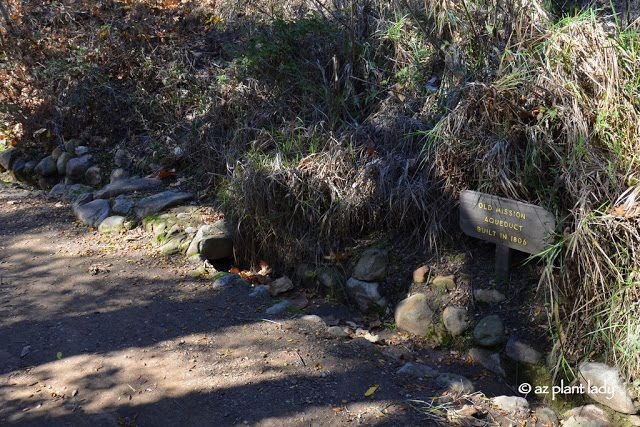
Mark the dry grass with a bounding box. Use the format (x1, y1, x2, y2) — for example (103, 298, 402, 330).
(428, 2, 640, 387)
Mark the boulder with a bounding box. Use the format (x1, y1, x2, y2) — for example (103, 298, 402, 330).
(413, 265, 429, 283)
(138, 193, 189, 219)
(114, 149, 129, 167)
(71, 193, 93, 209)
(0, 148, 18, 171)
(442, 305, 469, 336)
(23, 160, 38, 177)
(563, 416, 604, 427)
(160, 234, 191, 255)
(318, 267, 347, 302)
(48, 183, 69, 200)
(166, 223, 181, 237)
(249, 286, 270, 298)
(327, 326, 349, 337)
(505, 337, 542, 365)
(436, 373, 474, 394)
(93, 177, 162, 199)
(98, 216, 126, 233)
(299, 315, 326, 329)
(397, 362, 438, 378)
(269, 276, 294, 296)
(51, 146, 62, 161)
(212, 273, 241, 289)
(56, 152, 73, 175)
(474, 288, 506, 304)
(112, 195, 135, 215)
(266, 301, 293, 315)
(110, 168, 128, 183)
(38, 176, 58, 190)
(352, 248, 388, 281)
(64, 139, 81, 155)
(64, 177, 80, 186)
(66, 155, 92, 180)
(75, 145, 90, 156)
(535, 408, 559, 426)
(394, 293, 434, 336)
(566, 405, 610, 427)
(150, 220, 167, 237)
(34, 156, 58, 177)
(346, 278, 387, 313)
(85, 166, 102, 186)
(432, 275, 456, 292)
(491, 395, 529, 411)
(186, 220, 233, 260)
(473, 315, 506, 347)
(11, 158, 28, 182)
(469, 348, 505, 376)
(73, 199, 110, 226)
(62, 184, 93, 203)
(579, 362, 637, 414)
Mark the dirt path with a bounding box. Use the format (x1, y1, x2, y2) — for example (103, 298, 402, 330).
(0, 179, 544, 426)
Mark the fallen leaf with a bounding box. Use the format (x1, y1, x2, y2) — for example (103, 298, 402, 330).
(364, 385, 379, 397)
(288, 292, 308, 310)
(258, 261, 272, 275)
(20, 346, 31, 357)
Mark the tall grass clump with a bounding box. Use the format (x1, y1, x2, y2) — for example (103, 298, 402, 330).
(426, 0, 640, 387)
(219, 0, 454, 267)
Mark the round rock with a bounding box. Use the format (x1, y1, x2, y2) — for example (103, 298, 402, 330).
(85, 166, 102, 186)
(66, 155, 92, 180)
(436, 373, 474, 394)
(535, 408, 558, 425)
(492, 395, 529, 411)
(34, 156, 58, 177)
(505, 337, 542, 364)
(352, 248, 388, 282)
(578, 362, 637, 414)
(98, 216, 126, 234)
(48, 183, 69, 200)
(473, 315, 506, 347)
(51, 147, 62, 161)
(395, 293, 434, 337)
(110, 168, 128, 183)
(0, 148, 18, 171)
(56, 152, 73, 175)
(266, 301, 292, 315)
(346, 278, 387, 313)
(73, 199, 110, 226)
(443, 305, 469, 336)
(474, 288, 506, 304)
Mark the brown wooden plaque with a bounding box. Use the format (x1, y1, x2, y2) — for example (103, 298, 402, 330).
(459, 190, 555, 255)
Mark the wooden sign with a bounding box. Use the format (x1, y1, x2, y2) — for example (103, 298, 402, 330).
(459, 190, 555, 255)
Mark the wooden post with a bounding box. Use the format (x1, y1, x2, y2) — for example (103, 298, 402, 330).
(495, 244, 511, 281)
